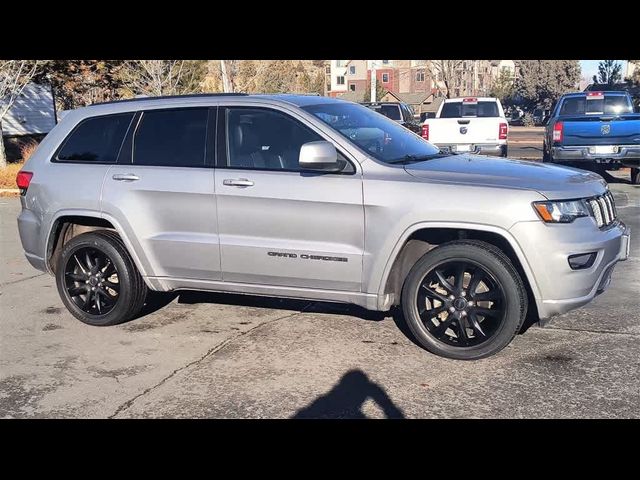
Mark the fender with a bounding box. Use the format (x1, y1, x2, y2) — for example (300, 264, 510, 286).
(373, 221, 542, 310)
(45, 208, 155, 289)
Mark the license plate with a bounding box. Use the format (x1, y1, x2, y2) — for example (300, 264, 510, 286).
(456, 144, 471, 152)
(593, 145, 616, 154)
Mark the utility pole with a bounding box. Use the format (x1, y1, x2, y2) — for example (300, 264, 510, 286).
(220, 60, 233, 93)
(370, 61, 377, 102)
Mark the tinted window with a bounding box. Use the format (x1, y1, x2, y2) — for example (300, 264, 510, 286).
(559, 95, 633, 116)
(366, 104, 401, 121)
(225, 108, 353, 173)
(133, 108, 208, 167)
(440, 101, 499, 118)
(57, 113, 134, 163)
(303, 102, 440, 164)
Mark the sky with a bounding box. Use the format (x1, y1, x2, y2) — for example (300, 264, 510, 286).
(580, 60, 628, 81)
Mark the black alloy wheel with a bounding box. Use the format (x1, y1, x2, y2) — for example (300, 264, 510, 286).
(63, 246, 120, 315)
(56, 231, 148, 326)
(416, 260, 505, 347)
(401, 240, 527, 360)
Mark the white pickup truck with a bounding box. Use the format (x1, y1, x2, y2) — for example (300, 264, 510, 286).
(421, 97, 509, 157)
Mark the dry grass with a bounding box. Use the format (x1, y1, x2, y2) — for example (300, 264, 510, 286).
(20, 140, 39, 161)
(0, 161, 24, 192)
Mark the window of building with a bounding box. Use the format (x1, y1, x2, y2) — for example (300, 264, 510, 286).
(349, 65, 356, 75)
(56, 113, 134, 163)
(133, 108, 208, 167)
(336, 76, 345, 85)
(382, 60, 389, 64)
(382, 73, 389, 83)
(336, 60, 345, 67)
(349, 84, 356, 91)
(416, 69, 425, 82)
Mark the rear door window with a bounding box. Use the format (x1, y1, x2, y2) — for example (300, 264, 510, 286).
(56, 113, 134, 163)
(133, 108, 208, 167)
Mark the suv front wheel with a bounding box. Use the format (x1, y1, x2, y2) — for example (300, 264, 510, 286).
(401, 240, 527, 360)
(55, 230, 148, 326)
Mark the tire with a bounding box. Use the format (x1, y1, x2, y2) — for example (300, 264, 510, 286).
(501, 145, 508, 158)
(56, 230, 148, 326)
(542, 141, 551, 162)
(400, 240, 527, 360)
(631, 167, 640, 185)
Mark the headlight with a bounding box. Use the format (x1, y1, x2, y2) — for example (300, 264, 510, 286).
(533, 200, 590, 223)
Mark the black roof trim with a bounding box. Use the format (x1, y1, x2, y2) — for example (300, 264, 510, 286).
(92, 93, 248, 106)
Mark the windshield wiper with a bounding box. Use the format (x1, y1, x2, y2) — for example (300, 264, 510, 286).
(386, 152, 451, 164)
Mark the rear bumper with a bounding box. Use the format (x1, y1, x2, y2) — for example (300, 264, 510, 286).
(509, 219, 630, 323)
(551, 145, 640, 167)
(438, 143, 507, 156)
(17, 207, 48, 273)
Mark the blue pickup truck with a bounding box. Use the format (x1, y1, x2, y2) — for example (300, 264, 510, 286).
(543, 91, 640, 184)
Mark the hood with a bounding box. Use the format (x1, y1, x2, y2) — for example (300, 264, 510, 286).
(404, 154, 608, 199)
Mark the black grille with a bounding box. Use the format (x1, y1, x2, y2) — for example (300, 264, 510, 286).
(588, 191, 617, 228)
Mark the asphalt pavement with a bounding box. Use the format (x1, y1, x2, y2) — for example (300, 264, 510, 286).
(1, 170, 639, 418)
(508, 126, 544, 160)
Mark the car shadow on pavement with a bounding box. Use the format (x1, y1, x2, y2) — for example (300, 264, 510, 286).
(133, 289, 391, 322)
(291, 369, 405, 419)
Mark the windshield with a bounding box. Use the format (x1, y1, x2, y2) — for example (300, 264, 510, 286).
(302, 102, 441, 164)
(365, 104, 401, 121)
(440, 101, 499, 118)
(559, 95, 633, 116)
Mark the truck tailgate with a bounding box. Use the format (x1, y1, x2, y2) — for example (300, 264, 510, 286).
(561, 114, 640, 146)
(427, 117, 502, 145)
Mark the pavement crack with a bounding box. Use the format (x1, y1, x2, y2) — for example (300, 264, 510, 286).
(544, 326, 640, 337)
(1, 272, 47, 287)
(108, 303, 314, 418)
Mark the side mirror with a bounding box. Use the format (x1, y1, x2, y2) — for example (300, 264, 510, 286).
(299, 141, 340, 172)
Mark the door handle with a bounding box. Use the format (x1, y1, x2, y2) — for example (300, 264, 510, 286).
(112, 173, 140, 182)
(223, 178, 254, 187)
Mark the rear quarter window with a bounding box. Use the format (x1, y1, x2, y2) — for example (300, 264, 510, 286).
(56, 113, 134, 163)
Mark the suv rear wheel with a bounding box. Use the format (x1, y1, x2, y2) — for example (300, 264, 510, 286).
(631, 167, 640, 185)
(55, 230, 148, 326)
(400, 240, 527, 360)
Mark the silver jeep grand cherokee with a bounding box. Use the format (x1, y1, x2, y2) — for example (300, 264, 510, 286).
(16, 94, 631, 360)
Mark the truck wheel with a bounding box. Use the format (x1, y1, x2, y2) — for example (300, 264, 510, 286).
(501, 145, 508, 157)
(631, 167, 640, 185)
(542, 142, 550, 162)
(55, 230, 148, 326)
(400, 240, 527, 360)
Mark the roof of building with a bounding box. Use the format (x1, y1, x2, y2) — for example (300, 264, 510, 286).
(336, 91, 367, 103)
(395, 91, 434, 105)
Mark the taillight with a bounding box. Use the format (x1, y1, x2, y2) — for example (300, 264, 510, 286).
(553, 122, 563, 143)
(421, 124, 429, 140)
(499, 122, 508, 140)
(16, 171, 33, 195)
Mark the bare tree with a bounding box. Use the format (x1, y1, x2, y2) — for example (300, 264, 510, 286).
(119, 60, 206, 97)
(428, 60, 464, 98)
(1, 60, 40, 167)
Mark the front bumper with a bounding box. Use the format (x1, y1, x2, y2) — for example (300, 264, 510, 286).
(510, 219, 630, 323)
(551, 145, 640, 167)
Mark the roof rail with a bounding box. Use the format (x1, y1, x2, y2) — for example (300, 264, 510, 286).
(92, 93, 248, 106)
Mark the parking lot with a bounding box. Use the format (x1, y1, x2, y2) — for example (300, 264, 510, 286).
(1, 164, 639, 418)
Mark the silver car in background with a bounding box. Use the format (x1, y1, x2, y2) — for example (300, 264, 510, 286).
(16, 94, 630, 359)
